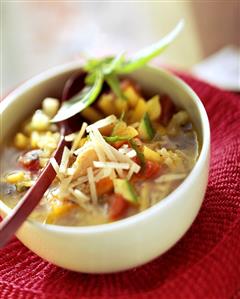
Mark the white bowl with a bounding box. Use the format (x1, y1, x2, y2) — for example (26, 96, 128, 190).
(0, 63, 210, 273)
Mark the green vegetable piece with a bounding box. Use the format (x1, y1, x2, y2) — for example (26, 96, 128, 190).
(129, 139, 145, 167)
(104, 135, 131, 143)
(138, 112, 155, 141)
(117, 20, 184, 74)
(102, 53, 125, 75)
(113, 179, 138, 203)
(52, 71, 103, 122)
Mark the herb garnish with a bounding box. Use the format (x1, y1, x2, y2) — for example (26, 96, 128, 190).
(52, 20, 184, 123)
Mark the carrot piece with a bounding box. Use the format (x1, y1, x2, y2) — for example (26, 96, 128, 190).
(109, 194, 129, 220)
(99, 124, 114, 136)
(96, 177, 114, 196)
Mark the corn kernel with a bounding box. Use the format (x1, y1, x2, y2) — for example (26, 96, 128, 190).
(22, 120, 32, 135)
(6, 171, 25, 184)
(42, 98, 60, 118)
(14, 133, 29, 149)
(31, 110, 50, 131)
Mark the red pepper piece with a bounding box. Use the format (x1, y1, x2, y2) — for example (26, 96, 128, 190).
(18, 150, 41, 171)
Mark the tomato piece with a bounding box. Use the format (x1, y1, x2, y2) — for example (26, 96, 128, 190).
(109, 194, 129, 221)
(18, 150, 41, 171)
(144, 161, 161, 179)
(159, 95, 176, 126)
(132, 160, 161, 181)
(132, 156, 141, 165)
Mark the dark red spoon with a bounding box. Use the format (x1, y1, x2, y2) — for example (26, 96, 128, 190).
(0, 71, 85, 247)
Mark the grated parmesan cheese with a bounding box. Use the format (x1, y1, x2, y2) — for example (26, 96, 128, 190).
(59, 146, 70, 174)
(93, 161, 130, 170)
(71, 122, 88, 151)
(86, 115, 116, 133)
(65, 133, 76, 142)
(70, 188, 90, 202)
(87, 167, 97, 204)
(74, 141, 93, 156)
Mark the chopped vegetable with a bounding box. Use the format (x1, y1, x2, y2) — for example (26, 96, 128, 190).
(146, 95, 161, 120)
(133, 160, 161, 181)
(130, 98, 147, 123)
(98, 93, 117, 116)
(5, 171, 25, 184)
(46, 200, 76, 224)
(96, 177, 114, 196)
(113, 179, 138, 203)
(81, 106, 103, 123)
(143, 146, 162, 163)
(138, 112, 155, 141)
(18, 150, 41, 171)
(108, 194, 129, 220)
(129, 139, 145, 167)
(104, 135, 130, 143)
(123, 85, 140, 108)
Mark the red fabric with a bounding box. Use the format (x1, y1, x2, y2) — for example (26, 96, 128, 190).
(1, 73, 240, 299)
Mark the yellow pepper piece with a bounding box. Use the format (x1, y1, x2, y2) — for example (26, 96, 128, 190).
(143, 146, 162, 163)
(98, 94, 117, 116)
(130, 98, 147, 122)
(6, 171, 25, 184)
(114, 98, 128, 117)
(112, 121, 138, 138)
(124, 86, 139, 108)
(147, 95, 161, 120)
(81, 107, 103, 122)
(46, 200, 76, 224)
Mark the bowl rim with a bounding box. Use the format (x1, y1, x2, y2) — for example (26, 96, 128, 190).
(0, 62, 210, 235)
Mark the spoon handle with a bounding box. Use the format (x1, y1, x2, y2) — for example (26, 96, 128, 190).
(0, 135, 66, 248)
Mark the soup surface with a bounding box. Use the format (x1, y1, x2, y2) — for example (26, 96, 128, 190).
(0, 80, 198, 226)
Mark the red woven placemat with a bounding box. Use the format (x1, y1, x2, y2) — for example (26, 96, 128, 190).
(1, 72, 240, 299)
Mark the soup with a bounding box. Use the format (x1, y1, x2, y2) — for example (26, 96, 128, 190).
(0, 80, 198, 226)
